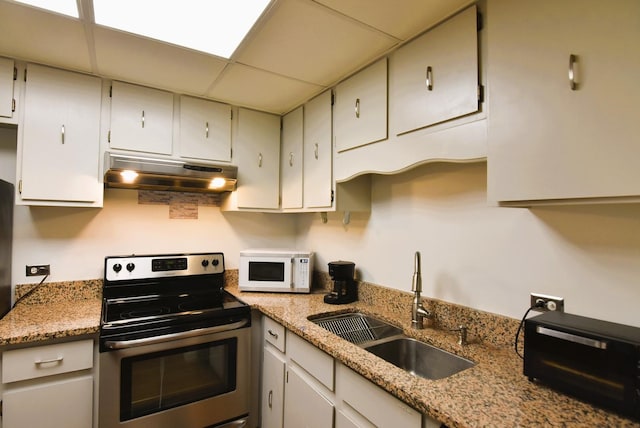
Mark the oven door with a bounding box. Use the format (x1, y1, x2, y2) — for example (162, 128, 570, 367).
(239, 255, 293, 291)
(99, 325, 250, 428)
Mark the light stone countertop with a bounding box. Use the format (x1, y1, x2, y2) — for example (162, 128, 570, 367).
(0, 278, 637, 428)
(226, 283, 640, 428)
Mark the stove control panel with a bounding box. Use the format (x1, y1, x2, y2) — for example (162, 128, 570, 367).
(105, 253, 225, 282)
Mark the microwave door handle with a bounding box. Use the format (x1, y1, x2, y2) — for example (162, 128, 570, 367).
(290, 257, 295, 287)
(536, 326, 608, 350)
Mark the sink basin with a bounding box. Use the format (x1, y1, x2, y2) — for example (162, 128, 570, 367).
(365, 337, 475, 380)
(310, 312, 475, 380)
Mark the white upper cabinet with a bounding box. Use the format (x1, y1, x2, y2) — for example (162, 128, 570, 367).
(109, 81, 173, 155)
(281, 106, 304, 210)
(334, 58, 387, 152)
(17, 64, 102, 206)
(487, 0, 640, 204)
(179, 95, 231, 162)
(0, 57, 15, 120)
(390, 5, 479, 135)
(232, 108, 281, 209)
(303, 90, 333, 209)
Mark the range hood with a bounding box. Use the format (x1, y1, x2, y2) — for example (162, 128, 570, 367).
(104, 153, 238, 193)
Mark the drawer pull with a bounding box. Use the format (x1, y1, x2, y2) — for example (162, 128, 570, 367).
(267, 329, 279, 340)
(35, 356, 64, 365)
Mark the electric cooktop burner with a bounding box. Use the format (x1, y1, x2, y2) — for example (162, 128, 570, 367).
(99, 253, 250, 352)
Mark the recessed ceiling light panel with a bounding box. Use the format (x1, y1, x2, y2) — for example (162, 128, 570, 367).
(93, 0, 271, 58)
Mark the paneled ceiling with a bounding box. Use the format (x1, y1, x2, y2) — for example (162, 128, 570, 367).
(0, 0, 471, 114)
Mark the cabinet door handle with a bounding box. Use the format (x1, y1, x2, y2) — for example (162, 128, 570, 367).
(205, 121, 209, 138)
(314, 143, 319, 160)
(354, 98, 360, 118)
(267, 329, 279, 339)
(35, 356, 64, 365)
(141, 110, 145, 128)
(289, 152, 294, 167)
(568, 54, 578, 90)
(425, 66, 433, 91)
(258, 153, 263, 167)
(61, 124, 65, 144)
(268, 390, 273, 409)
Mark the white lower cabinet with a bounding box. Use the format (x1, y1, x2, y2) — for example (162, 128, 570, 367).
(0, 339, 95, 428)
(337, 363, 421, 428)
(260, 316, 433, 428)
(2, 375, 93, 428)
(262, 346, 286, 428)
(283, 365, 334, 428)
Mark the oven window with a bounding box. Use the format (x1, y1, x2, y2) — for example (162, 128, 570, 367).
(120, 338, 237, 421)
(248, 261, 285, 282)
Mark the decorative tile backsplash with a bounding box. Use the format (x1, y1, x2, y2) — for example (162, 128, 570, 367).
(138, 190, 221, 219)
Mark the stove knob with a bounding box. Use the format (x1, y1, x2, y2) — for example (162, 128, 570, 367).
(126, 262, 135, 272)
(201, 259, 209, 268)
(113, 263, 122, 273)
(212, 259, 220, 267)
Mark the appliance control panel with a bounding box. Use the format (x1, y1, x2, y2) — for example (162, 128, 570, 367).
(105, 253, 224, 282)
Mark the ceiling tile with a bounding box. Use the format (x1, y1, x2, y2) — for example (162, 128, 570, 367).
(207, 63, 324, 114)
(0, 1, 92, 72)
(235, 0, 399, 86)
(315, 0, 473, 40)
(93, 26, 228, 95)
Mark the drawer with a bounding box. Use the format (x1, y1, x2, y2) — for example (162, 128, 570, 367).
(2, 339, 93, 383)
(263, 316, 286, 352)
(287, 331, 334, 391)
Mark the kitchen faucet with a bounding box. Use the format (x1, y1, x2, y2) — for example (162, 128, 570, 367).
(411, 251, 432, 329)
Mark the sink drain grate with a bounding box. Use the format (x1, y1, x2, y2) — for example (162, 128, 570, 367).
(314, 314, 376, 344)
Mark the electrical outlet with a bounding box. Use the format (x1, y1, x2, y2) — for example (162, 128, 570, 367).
(26, 264, 50, 276)
(530, 293, 564, 312)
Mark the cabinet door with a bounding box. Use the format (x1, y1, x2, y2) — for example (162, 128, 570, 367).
(334, 58, 387, 152)
(262, 346, 286, 428)
(303, 90, 333, 209)
(283, 365, 334, 428)
(336, 363, 421, 428)
(109, 81, 173, 155)
(487, 0, 640, 202)
(19, 64, 102, 204)
(281, 106, 303, 209)
(179, 95, 231, 162)
(235, 108, 281, 209)
(390, 5, 478, 135)
(2, 375, 93, 428)
(0, 57, 14, 119)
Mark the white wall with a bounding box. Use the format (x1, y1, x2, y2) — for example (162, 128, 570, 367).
(4, 126, 640, 328)
(0, 129, 297, 286)
(296, 162, 640, 328)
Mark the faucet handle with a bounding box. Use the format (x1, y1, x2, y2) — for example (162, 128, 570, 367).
(450, 325, 468, 346)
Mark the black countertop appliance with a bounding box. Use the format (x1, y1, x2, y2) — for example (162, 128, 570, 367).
(324, 260, 357, 304)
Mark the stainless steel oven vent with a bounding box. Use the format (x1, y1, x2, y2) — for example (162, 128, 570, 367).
(313, 313, 376, 344)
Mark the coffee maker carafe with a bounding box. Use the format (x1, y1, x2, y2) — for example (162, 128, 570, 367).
(324, 261, 357, 304)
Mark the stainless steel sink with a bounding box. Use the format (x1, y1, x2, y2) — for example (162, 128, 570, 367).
(309, 312, 475, 380)
(365, 337, 474, 380)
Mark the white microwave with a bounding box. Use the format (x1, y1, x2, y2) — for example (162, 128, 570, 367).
(239, 249, 313, 293)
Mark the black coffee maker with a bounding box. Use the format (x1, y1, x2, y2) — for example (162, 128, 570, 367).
(324, 261, 357, 304)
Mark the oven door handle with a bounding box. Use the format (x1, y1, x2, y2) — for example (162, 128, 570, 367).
(104, 319, 249, 350)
